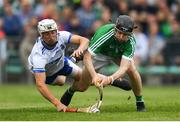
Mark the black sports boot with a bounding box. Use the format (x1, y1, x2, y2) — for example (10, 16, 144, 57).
(111, 78, 132, 91)
(60, 87, 75, 106)
(136, 102, 146, 112)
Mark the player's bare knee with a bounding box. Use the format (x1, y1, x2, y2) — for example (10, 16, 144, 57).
(76, 84, 89, 92)
(77, 88, 86, 92)
(53, 81, 65, 86)
(54, 76, 66, 86)
(79, 85, 89, 92)
(57, 82, 65, 86)
(127, 67, 134, 74)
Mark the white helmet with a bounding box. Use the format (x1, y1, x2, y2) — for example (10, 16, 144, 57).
(37, 19, 58, 35)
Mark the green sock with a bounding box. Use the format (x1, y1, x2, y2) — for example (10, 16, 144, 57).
(136, 96, 144, 102)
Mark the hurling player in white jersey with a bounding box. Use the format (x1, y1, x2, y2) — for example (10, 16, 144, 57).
(28, 19, 89, 112)
(29, 19, 132, 112)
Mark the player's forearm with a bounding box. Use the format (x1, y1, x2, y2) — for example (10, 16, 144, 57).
(34, 73, 59, 107)
(111, 67, 128, 80)
(78, 37, 89, 51)
(111, 58, 130, 80)
(36, 82, 59, 106)
(83, 51, 97, 77)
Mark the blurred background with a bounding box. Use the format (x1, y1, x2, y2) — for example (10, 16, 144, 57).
(0, 0, 180, 86)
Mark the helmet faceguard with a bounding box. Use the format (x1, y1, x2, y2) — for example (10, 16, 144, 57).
(114, 26, 132, 36)
(37, 19, 58, 36)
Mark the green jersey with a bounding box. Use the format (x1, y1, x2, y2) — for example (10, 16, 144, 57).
(88, 24, 136, 60)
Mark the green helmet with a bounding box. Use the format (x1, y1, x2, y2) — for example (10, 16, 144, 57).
(115, 15, 135, 34)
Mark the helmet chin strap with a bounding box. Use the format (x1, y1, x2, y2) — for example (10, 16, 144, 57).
(114, 27, 132, 36)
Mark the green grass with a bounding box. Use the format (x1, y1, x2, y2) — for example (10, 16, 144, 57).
(0, 84, 179, 121)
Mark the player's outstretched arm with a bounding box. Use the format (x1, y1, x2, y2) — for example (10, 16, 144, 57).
(34, 72, 67, 112)
(70, 35, 89, 58)
(110, 58, 131, 81)
(83, 51, 103, 86)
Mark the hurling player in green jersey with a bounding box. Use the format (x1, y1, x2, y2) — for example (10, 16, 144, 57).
(60, 15, 145, 112)
(82, 15, 146, 112)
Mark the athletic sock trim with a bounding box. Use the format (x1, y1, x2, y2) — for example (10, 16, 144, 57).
(67, 87, 75, 95)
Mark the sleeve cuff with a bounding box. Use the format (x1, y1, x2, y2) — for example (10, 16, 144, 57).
(122, 55, 132, 60)
(32, 69, 46, 73)
(67, 33, 72, 43)
(88, 48, 96, 56)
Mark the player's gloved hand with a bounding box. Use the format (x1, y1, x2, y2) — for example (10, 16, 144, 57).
(71, 48, 84, 61)
(93, 74, 103, 87)
(100, 76, 114, 87)
(54, 99, 67, 112)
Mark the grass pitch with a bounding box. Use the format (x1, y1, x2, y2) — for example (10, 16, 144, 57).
(0, 84, 179, 121)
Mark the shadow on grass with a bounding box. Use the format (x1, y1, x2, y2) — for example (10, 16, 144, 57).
(0, 106, 55, 113)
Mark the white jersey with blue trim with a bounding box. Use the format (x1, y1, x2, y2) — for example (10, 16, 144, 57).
(28, 31, 72, 76)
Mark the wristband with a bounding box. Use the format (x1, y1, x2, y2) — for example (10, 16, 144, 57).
(108, 76, 114, 84)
